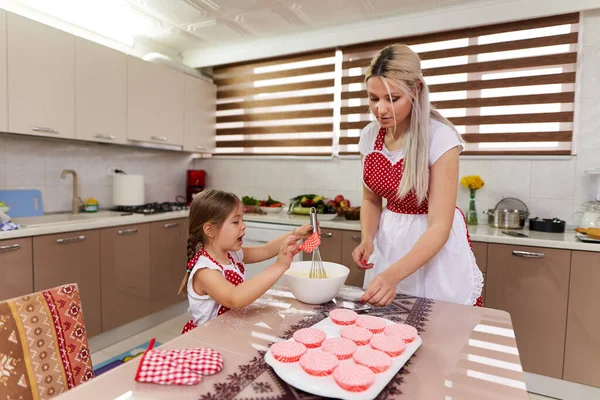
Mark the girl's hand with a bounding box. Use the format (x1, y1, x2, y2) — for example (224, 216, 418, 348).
(352, 240, 374, 269)
(361, 271, 398, 307)
(277, 235, 301, 267)
(292, 223, 314, 239)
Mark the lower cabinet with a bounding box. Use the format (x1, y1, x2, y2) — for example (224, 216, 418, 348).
(485, 244, 570, 379)
(340, 231, 366, 287)
(150, 219, 187, 312)
(563, 251, 600, 387)
(100, 224, 151, 331)
(0, 237, 33, 300)
(33, 230, 102, 337)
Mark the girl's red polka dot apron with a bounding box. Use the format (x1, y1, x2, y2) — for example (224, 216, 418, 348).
(181, 250, 246, 334)
(363, 127, 483, 306)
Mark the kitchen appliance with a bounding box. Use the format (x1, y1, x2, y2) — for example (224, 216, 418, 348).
(113, 174, 145, 206)
(573, 201, 600, 229)
(114, 201, 188, 215)
(186, 170, 206, 204)
(529, 217, 566, 233)
(484, 197, 529, 229)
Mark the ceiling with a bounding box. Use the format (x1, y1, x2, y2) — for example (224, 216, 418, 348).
(3, 0, 495, 67)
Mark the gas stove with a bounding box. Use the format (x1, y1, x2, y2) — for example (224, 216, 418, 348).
(114, 202, 189, 215)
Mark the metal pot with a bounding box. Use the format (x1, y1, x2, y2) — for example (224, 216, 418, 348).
(485, 197, 530, 229)
(484, 208, 529, 229)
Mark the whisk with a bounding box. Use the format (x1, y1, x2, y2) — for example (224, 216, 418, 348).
(308, 207, 327, 279)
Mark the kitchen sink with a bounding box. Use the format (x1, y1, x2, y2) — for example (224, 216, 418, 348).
(13, 211, 135, 227)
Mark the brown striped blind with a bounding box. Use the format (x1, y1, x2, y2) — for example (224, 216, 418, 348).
(214, 50, 337, 156)
(339, 13, 579, 156)
(214, 13, 579, 157)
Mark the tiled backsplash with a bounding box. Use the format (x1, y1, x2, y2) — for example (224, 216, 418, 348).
(0, 134, 194, 212)
(194, 9, 600, 226)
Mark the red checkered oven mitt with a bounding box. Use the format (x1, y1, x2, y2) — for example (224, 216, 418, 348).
(300, 232, 321, 253)
(135, 338, 224, 385)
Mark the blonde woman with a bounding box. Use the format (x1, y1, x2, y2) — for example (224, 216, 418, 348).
(352, 44, 483, 307)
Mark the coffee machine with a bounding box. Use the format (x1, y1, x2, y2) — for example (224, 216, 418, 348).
(186, 170, 206, 205)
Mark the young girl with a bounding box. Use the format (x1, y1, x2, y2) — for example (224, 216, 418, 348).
(352, 44, 483, 307)
(179, 189, 312, 333)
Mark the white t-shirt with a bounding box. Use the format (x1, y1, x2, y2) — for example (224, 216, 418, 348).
(358, 119, 464, 165)
(186, 249, 245, 326)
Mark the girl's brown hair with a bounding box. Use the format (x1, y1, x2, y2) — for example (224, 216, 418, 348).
(177, 189, 241, 296)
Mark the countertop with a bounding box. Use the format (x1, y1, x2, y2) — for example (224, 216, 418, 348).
(2, 209, 600, 252)
(54, 287, 528, 400)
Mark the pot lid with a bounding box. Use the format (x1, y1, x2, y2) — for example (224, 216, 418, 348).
(493, 197, 529, 213)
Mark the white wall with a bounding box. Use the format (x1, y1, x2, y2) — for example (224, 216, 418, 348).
(194, 9, 600, 226)
(0, 134, 194, 212)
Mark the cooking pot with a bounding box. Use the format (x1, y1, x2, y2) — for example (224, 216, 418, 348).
(484, 198, 529, 229)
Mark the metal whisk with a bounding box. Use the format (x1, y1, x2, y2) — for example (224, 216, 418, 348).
(308, 207, 327, 279)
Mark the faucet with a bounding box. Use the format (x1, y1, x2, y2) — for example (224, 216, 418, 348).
(61, 169, 83, 214)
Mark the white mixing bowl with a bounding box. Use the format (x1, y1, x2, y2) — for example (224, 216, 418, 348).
(284, 261, 349, 304)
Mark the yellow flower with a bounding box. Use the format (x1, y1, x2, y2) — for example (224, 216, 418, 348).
(460, 175, 485, 190)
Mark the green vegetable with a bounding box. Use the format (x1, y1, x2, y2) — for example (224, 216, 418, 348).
(242, 196, 260, 206)
(266, 195, 281, 206)
(0, 201, 6, 207)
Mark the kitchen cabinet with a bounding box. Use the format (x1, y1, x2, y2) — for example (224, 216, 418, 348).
(33, 230, 102, 337)
(127, 56, 185, 146)
(564, 251, 600, 387)
(7, 13, 75, 139)
(0, 237, 33, 300)
(75, 37, 127, 144)
(150, 219, 187, 312)
(184, 75, 216, 153)
(0, 11, 7, 132)
(485, 244, 570, 379)
(100, 224, 151, 331)
(319, 228, 343, 264)
(340, 231, 366, 287)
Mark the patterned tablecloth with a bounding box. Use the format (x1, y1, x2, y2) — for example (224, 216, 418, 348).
(56, 286, 529, 400)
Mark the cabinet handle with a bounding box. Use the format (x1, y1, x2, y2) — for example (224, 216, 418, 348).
(93, 134, 115, 140)
(195, 146, 207, 151)
(321, 232, 333, 239)
(151, 136, 168, 142)
(56, 235, 85, 244)
(0, 244, 20, 252)
(512, 251, 544, 259)
(164, 223, 179, 229)
(33, 126, 58, 134)
(118, 228, 138, 236)
(351, 235, 361, 242)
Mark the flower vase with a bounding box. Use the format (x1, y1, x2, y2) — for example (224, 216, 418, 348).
(466, 188, 478, 225)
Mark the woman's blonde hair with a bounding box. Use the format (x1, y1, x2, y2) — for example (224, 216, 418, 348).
(177, 189, 241, 296)
(365, 44, 462, 204)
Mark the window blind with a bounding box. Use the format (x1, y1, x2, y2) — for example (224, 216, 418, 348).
(338, 13, 579, 156)
(214, 50, 337, 156)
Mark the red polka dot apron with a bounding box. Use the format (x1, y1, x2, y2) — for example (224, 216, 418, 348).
(181, 249, 246, 334)
(363, 127, 483, 306)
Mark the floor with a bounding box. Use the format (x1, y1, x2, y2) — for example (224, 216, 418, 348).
(88, 305, 556, 400)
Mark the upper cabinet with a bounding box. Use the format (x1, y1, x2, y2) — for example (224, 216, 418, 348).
(75, 38, 127, 144)
(0, 11, 8, 133)
(127, 56, 185, 146)
(184, 75, 216, 153)
(7, 13, 75, 139)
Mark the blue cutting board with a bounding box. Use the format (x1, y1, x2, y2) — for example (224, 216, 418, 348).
(0, 189, 44, 217)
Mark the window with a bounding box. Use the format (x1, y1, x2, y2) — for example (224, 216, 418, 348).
(214, 13, 579, 157)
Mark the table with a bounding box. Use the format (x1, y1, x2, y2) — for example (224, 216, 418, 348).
(57, 286, 529, 399)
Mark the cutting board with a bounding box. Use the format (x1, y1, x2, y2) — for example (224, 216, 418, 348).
(0, 189, 44, 217)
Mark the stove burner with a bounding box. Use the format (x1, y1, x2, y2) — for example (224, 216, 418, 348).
(114, 202, 189, 215)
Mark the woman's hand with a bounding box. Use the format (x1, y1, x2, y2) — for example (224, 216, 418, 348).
(292, 223, 315, 239)
(352, 240, 374, 269)
(276, 235, 301, 267)
(361, 271, 398, 307)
